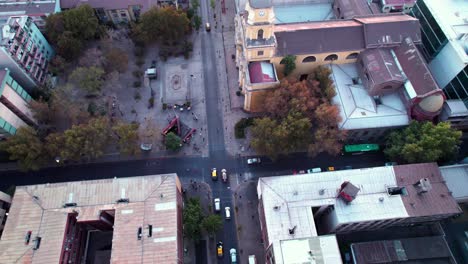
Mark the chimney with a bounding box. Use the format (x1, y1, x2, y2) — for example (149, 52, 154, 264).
(413, 178, 432, 194)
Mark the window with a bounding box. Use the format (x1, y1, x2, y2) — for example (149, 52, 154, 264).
(346, 53, 358, 60)
(257, 29, 264, 39)
(257, 50, 264, 56)
(324, 54, 338, 61)
(302, 56, 316, 63)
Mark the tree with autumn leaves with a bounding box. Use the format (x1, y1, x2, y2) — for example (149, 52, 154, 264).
(250, 66, 346, 159)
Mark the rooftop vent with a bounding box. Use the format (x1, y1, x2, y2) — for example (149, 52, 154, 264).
(379, 197, 384, 202)
(137, 227, 142, 240)
(32, 236, 41, 250)
(63, 203, 77, 208)
(337, 181, 360, 203)
(273, 205, 280, 210)
(293, 191, 298, 196)
(387, 186, 407, 196)
(147, 225, 153, 237)
(319, 189, 325, 195)
(414, 178, 432, 194)
(24, 231, 32, 245)
(116, 198, 129, 203)
(288, 226, 297, 235)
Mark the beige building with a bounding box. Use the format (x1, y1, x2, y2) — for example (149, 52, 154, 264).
(0, 68, 37, 139)
(0, 174, 184, 264)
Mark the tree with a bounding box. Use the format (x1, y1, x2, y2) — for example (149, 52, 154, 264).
(201, 214, 222, 236)
(385, 121, 461, 163)
(49, 55, 67, 76)
(165, 132, 182, 151)
(29, 98, 55, 137)
(193, 15, 202, 31)
(313, 66, 336, 101)
(137, 7, 190, 44)
(210, 0, 216, 9)
(183, 198, 204, 241)
(50, 84, 90, 126)
(79, 47, 103, 67)
(47, 117, 111, 161)
(0, 127, 49, 171)
(191, 0, 200, 10)
(45, 4, 99, 60)
(113, 122, 140, 155)
(69, 66, 105, 94)
(281, 55, 296, 76)
(104, 48, 129, 73)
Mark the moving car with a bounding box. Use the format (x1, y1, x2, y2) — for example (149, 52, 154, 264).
(217, 241, 223, 257)
(221, 169, 228, 182)
(230, 248, 237, 263)
(206, 22, 211, 32)
(247, 158, 261, 165)
(225, 207, 231, 220)
(307, 168, 322, 173)
(211, 168, 217, 181)
(214, 198, 221, 212)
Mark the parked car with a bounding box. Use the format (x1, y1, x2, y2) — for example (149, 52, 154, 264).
(221, 169, 228, 182)
(214, 198, 221, 212)
(327, 166, 335, 171)
(211, 168, 218, 181)
(298, 170, 306, 174)
(247, 158, 261, 165)
(230, 248, 237, 263)
(217, 241, 223, 257)
(225, 207, 231, 220)
(206, 22, 211, 32)
(344, 165, 353, 170)
(307, 168, 322, 173)
(385, 162, 398, 166)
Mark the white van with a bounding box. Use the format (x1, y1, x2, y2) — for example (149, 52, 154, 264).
(225, 207, 231, 220)
(214, 198, 220, 212)
(307, 167, 322, 173)
(248, 255, 257, 264)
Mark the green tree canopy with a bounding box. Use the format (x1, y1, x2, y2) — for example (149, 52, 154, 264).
(69, 66, 105, 95)
(201, 214, 222, 236)
(0, 127, 49, 171)
(137, 7, 190, 44)
(45, 4, 99, 60)
(165, 132, 182, 151)
(385, 121, 462, 163)
(112, 122, 140, 155)
(104, 48, 129, 73)
(281, 55, 296, 76)
(47, 117, 111, 161)
(183, 198, 204, 241)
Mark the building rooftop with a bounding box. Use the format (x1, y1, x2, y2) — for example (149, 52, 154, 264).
(334, 0, 379, 19)
(274, 3, 335, 24)
(351, 236, 456, 264)
(279, 235, 343, 264)
(274, 14, 421, 56)
(440, 164, 468, 202)
(0, 1, 59, 16)
(330, 63, 409, 130)
(421, 0, 468, 61)
(257, 163, 460, 250)
(0, 174, 182, 264)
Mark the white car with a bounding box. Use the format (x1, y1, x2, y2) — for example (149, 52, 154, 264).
(247, 158, 261, 165)
(221, 169, 228, 182)
(230, 248, 237, 263)
(214, 198, 220, 212)
(225, 207, 231, 220)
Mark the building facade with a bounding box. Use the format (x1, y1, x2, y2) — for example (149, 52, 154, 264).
(0, 68, 37, 139)
(257, 163, 461, 264)
(0, 174, 184, 263)
(0, 16, 55, 89)
(0, 191, 12, 237)
(235, 0, 444, 141)
(0, 0, 61, 31)
(410, 0, 468, 107)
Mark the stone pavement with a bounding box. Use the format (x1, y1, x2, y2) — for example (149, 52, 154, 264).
(232, 181, 266, 263)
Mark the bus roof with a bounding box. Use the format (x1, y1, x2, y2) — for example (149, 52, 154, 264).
(344, 144, 380, 153)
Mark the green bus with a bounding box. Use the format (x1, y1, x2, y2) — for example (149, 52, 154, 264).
(344, 144, 380, 154)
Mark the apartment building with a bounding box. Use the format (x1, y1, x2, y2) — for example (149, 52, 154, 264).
(257, 163, 461, 264)
(0, 68, 36, 139)
(0, 191, 12, 237)
(0, 174, 184, 264)
(0, 16, 55, 89)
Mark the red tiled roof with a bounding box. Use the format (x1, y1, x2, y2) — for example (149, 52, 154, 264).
(394, 163, 461, 218)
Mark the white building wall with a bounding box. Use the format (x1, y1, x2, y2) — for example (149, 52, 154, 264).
(429, 42, 466, 88)
(0, 48, 37, 90)
(0, 103, 27, 129)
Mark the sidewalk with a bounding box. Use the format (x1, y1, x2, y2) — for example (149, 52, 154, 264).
(233, 181, 265, 263)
